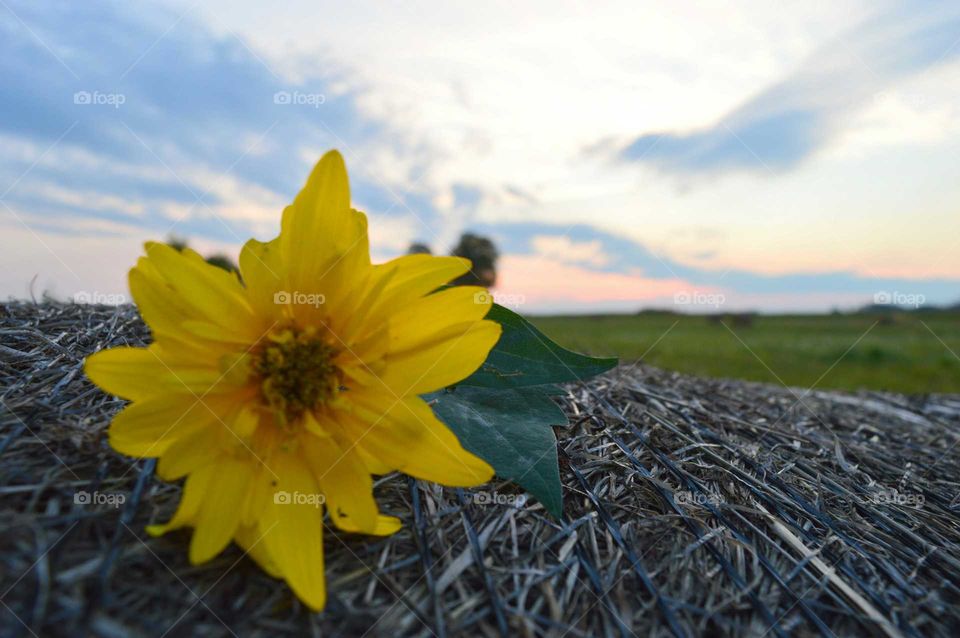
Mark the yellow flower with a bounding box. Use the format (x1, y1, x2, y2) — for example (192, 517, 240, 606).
(84, 151, 499, 610)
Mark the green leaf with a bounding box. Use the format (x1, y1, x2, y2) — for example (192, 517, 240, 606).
(460, 304, 617, 388)
(426, 303, 617, 518)
(426, 385, 567, 517)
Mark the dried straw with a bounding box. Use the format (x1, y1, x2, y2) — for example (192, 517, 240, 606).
(2, 301, 958, 637)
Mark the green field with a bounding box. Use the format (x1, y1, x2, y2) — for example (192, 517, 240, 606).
(530, 311, 960, 394)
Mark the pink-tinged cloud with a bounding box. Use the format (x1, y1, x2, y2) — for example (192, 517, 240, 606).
(496, 255, 706, 306)
(496, 255, 899, 313)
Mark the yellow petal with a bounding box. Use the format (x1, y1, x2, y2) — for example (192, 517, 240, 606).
(128, 260, 202, 337)
(339, 256, 479, 356)
(235, 523, 281, 577)
(259, 453, 327, 610)
(347, 395, 494, 487)
(239, 237, 286, 320)
(147, 463, 214, 536)
(85, 347, 158, 401)
(83, 346, 169, 400)
(388, 286, 491, 352)
(319, 227, 389, 340)
(108, 392, 233, 457)
(84, 346, 212, 401)
(355, 444, 393, 475)
(318, 210, 371, 302)
(367, 255, 470, 319)
(378, 320, 501, 395)
(190, 457, 251, 564)
(300, 417, 378, 534)
(295, 211, 372, 327)
(333, 514, 402, 536)
(181, 320, 264, 345)
(156, 425, 220, 480)
(132, 242, 260, 343)
(382, 254, 471, 298)
(229, 405, 258, 439)
(279, 151, 369, 299)
(241, 465, 274, 527)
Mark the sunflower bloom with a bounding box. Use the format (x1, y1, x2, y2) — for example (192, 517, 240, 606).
(85, 151, 500, 609)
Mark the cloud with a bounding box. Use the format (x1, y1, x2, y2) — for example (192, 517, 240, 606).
(503, 184, 538, 206)
(497, 254, 690, 311)
(530, 235, 609, 267)
(2, 1, 958, 312)
(611, 2, 960, 177)
(451, 183, 484, 213)
(0, 0, 440, 246)
(478, 220, 960, 309)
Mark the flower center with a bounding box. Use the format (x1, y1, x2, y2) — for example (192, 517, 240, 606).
(253, 325, 341, 426)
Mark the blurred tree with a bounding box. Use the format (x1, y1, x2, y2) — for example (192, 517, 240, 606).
(450, 232, 498, 288)
(205, 253, 239, 274)
(165, 236, 239, 275)
(166, 235, 189, 252)
(407, 242, 432, 255)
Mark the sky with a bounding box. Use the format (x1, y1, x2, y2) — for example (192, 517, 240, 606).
(1, 0, 958, 313)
